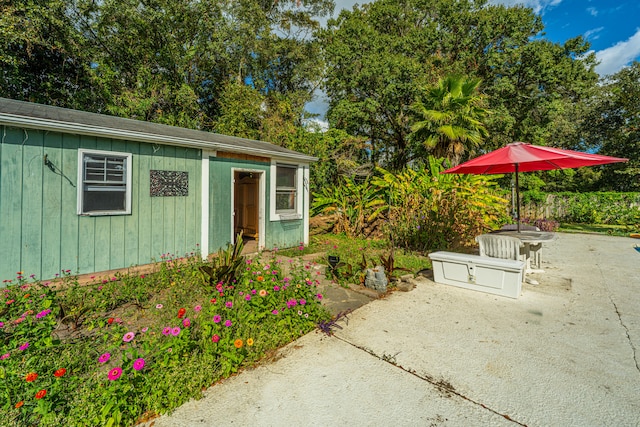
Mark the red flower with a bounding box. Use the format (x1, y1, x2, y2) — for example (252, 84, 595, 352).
(25, 372, 38, 382)
(15, 401, 24, 409)
(107, 317, 114, 325)
(210, 298, 217, 304)
(35, 389, 47, 399)
(54, 368, 66, 377)
(177, 308, 186, 319)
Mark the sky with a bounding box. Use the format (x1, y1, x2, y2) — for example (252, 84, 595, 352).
(306, 0, 640, 122)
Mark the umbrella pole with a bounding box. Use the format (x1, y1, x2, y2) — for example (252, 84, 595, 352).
(515, 163, 521, 233)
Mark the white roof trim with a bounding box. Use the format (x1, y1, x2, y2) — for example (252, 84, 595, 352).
(0, 113, 318, 162)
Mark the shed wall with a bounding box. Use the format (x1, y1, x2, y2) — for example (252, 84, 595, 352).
(0, 126, 201, 282)
(208, 156, 305, 253)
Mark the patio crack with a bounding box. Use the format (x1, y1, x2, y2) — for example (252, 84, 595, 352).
(598, 265, 640, 376)
(333, 335, 528, 426)
(608, 295, 640, 374)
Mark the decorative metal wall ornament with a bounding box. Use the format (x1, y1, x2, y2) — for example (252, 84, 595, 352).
(150, 170, 189, 197)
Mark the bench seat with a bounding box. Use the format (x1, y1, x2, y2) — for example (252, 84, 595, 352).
(428, 251, 525, 299)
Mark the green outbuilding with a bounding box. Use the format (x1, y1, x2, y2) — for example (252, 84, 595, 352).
(0, 98, 315, 282)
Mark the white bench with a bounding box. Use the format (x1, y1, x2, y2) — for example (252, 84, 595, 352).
(428, 251, 525, 299)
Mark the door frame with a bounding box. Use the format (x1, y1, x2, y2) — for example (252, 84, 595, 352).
(230, 167, 265, 250)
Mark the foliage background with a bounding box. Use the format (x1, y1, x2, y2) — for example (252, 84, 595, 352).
(1, 0, 638, 192)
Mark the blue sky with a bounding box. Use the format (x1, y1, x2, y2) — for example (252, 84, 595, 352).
(492, 0, 640, 76)
(307, 0, 640, 122)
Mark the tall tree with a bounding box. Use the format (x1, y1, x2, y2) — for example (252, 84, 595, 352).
(409, 75, 489, 166)
(72, 0, 333, 129)
(320, 0, 599, 170)
(582, 62, 640, 191)
(0, 0, 99, 109)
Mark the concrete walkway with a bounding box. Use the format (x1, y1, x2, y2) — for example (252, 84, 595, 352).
(142, 233, 640, 426)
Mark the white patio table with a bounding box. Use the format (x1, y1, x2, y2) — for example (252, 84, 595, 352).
(488, 230, 556, 275)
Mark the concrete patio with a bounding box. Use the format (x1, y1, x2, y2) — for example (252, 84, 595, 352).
(142, 232, 640, 426)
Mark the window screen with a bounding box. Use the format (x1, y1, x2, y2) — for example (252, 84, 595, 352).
(275, 164, 297, 212)
(79, 151, 130, 214)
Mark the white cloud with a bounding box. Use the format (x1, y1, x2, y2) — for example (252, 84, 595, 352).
(595, 28, 640, 76)
(586, 7, 598, 17)
(584, 26, 604, 41)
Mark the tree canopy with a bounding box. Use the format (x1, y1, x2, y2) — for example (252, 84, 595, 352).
(0, 0, 634, 192)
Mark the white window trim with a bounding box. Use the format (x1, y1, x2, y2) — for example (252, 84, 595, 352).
(270, 160, 303, 221)
(77, 148, 132, 216)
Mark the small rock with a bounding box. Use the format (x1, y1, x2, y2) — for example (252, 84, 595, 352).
(396, 280, 416, 292)
(364, 266, 388, 292)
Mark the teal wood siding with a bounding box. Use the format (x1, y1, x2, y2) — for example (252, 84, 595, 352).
(207, 156, 305, 253)
(0, 126, 201, 282)
(265, 219, 304, 251)
(208, 157, 269, 252)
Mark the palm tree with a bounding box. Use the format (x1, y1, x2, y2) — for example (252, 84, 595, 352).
(410, 75, 489, 166)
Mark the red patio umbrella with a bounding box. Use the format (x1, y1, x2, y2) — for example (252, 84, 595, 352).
(442, 142, 628, 232)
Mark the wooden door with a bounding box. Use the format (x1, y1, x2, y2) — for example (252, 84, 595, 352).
(234, 172, 259, 238)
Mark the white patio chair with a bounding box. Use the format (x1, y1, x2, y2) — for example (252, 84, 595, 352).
(476, 234, 538, 284)
(498, 225, 543, 269)
(476, 234, 523, 261)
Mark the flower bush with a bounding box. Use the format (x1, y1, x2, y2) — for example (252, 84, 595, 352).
(1, 250, 330, 426)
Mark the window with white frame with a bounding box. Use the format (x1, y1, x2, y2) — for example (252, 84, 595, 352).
(78, 149, 132, 215)
(270, 162, 303, 220)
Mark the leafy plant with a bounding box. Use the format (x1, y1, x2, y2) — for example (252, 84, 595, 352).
(378, 247, 412, 278)
(311, 176, 386, 237)
(316, 309, 353, 337)
(199, 233, 246, 288)
(373, 157, 509, 251)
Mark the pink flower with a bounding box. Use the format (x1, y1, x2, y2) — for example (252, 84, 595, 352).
(162, 327, 171, 336)
(171, 327, 181, 336)
(273, 285, 280, 291)
(212, 334, 220, 343)
(19, 342, 29, 351)
(1, 353, 9, 360)
(272, 309, 279, 315)
(133, 358, 145, 371)
(108, 367, 122, 381)
(316, 293, 323, 300)
(244, 295, 251, 301)
(213, 315, 221, 323)
(122, 332, 135, 342)
(224, 320, 232, 327)
(225, 301, 233, 308)
(36, 309, 51, 319)
(300, 299, 306, 305)
(194, 305, 202, 312)
(156, 304, 164, 309)
(99, 353, 111, 363)
(182, 318, 191, 327)
(141, 327, 149, 333)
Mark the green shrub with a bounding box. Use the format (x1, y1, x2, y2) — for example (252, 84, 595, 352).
(311, 157, 509, 252)
(373, 157, 509, 252)
(521, 191, 640, 226)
